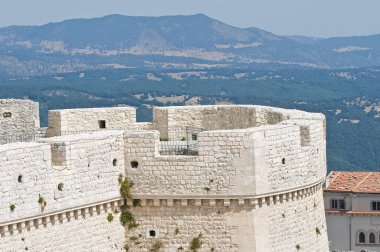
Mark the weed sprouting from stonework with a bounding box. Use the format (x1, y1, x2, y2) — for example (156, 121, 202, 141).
(210, 247, 215, 252)
(124, 244, 129, 251)
(120, 178, 134, 200)
(107, 213, 114, 222)
(177, 246, 184, 251)
(130, 236, 139, 241)
(38, 195, 47, 212)
(151, 240, 163, 252)
(10, 204, 16, 212)
(128, 222, 139, 229)
(120, 210, 138, 229)
(203, 187, 210, 193)
(316, 227, 321, 235)
(296, 244, 301, 250)
(190, 233, 203, 252)
(175, 227, 180, 235)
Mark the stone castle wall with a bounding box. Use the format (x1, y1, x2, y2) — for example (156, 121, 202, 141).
(0, 101, 329, 251)
(46, 107, 137, 136)
(0, 99, 39, 138)
(126, 112, 325, 197)
(122, 185, 328, 252)
(0, 131, 124, 223)
(0, 203, 125, 252)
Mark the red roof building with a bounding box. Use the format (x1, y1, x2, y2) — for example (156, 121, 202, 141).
(324, 171, 380, 252)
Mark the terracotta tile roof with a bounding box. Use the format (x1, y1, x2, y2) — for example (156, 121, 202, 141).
(325, 171, 380, 193)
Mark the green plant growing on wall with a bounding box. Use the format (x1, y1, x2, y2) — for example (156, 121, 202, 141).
(124, 244, 129, 252)
(210, 247, 215, 252)
(10, 204, 16, 212)
(190, 233, 203, 252)
(133, 199, 141, 207)
(296, 244, 301, 250)
(120, 210, 139, 229)
(175, 227, 180, 235)
(151, 240, 163, 252)
(181, 136, 186, 141)
(38, 195, 47, 212)
(120, 178, 134, 200)
(203, 187, 210, 193)
(107, 213, 114, 222)
(130, 236, 139, 242)
(316, 227, 321, 235)
(177, 246, 184, 251)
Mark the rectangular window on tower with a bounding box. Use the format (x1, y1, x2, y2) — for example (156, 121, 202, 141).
(330, 199, 345, 210)
(371, 201, 380, 211)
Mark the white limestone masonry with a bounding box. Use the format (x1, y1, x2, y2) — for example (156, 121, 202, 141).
(0, 99, 329, 251)
(0, 99, 39, 138)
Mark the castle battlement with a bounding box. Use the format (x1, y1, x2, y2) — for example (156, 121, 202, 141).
(0, 99, 329, 252)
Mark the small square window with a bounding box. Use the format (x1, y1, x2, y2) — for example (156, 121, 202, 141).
(98, 120, 106, 129)
(149, 230, 156, 237)
(192, 134, 197, 141)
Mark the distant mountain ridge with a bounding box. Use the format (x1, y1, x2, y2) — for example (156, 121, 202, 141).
(1, 14, 380, 77)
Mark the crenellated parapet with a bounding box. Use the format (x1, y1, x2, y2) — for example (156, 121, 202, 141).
(125, 105, 326, 199)
(0, 131, 124, 224)
(0, 101, 329, 252)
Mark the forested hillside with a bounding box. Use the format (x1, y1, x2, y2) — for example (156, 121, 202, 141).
(1, 67, 379, 171)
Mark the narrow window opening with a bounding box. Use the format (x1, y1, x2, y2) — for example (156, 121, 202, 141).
(113, 159, 117, 166)
(18, 175, 23, 183)
(282, 158, 286, 165)
(131, 161, 139, 169)
(371, 201, 380, 211)
(369, 232, 375, 243)
(98, 120, 106, 129)
(149, 230, 156, 237)
(191, 134, 197, 141)
(58, 183, 64, 191)
(359, 232, 365, 243)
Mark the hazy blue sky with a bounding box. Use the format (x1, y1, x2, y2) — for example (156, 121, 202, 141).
(1, 0, 380, 38)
